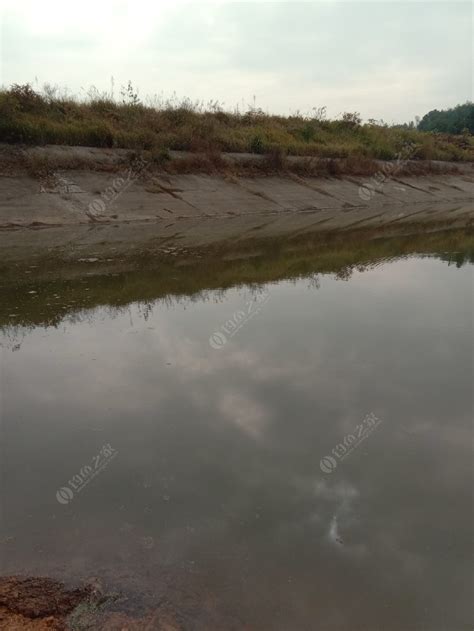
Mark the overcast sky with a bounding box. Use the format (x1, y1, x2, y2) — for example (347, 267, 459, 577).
(1, 1, 472, 123)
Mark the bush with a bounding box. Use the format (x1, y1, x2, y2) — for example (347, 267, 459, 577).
(0, 118, 47, 144)
(151, 147, 171, 164)
(339, 112, 362, 128)
(413, 135, 436, 160)
(301, 123, 317, 142)
(250, 134, 265, 154)
(7, 84, 45, 113)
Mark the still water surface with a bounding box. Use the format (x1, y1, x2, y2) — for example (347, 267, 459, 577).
(1, 255, 473, 630)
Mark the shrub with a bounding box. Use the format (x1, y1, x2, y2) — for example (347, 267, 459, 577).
(7, 84, 45, 113)
(0, 118, 47, 144)
(414, 135, 436, 160)
(250, 134, 265, 154)
(301, 123, 317, 142)
(339, 112, 362, 128)
(151, 147, 171, 164)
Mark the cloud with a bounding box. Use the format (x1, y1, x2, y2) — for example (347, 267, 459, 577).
(1, 1, 471, 121)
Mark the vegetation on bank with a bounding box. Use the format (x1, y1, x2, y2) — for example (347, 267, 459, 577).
(0, 84, 473, 162)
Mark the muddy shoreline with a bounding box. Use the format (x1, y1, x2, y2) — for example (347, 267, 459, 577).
(0, 575, 186, 630)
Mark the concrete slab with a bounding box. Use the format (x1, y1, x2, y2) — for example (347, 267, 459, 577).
(0, 167, 472, 242)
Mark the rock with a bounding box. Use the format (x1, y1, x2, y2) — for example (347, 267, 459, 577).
(0, 576, 90, 619)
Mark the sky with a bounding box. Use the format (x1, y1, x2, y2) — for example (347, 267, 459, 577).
(0, 0, 472, 123)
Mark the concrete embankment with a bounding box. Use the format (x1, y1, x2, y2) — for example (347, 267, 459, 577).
(0, 145, 472, 261)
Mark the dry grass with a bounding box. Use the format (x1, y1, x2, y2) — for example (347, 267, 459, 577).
(0, 142, 463, 180)
(1, 83, 473, 164)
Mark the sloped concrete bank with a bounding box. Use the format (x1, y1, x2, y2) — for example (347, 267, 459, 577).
(0, 145, 472, 262)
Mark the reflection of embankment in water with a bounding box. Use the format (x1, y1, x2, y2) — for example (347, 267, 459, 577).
(1, 222, 473, 338)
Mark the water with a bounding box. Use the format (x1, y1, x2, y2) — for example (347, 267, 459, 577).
(1, 251, 473, 629)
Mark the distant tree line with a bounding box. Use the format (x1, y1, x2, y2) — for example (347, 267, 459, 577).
(417, 102, 474, 134)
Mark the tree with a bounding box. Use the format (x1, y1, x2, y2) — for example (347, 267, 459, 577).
(418, 102, 474, 134)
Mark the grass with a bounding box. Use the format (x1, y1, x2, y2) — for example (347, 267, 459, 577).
(0, 135, 464, 181)
(1, 83, 473, 164)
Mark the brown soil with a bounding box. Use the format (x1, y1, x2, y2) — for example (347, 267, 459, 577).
(0, 576, 90, 630)
(0, 576, 185, 630)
